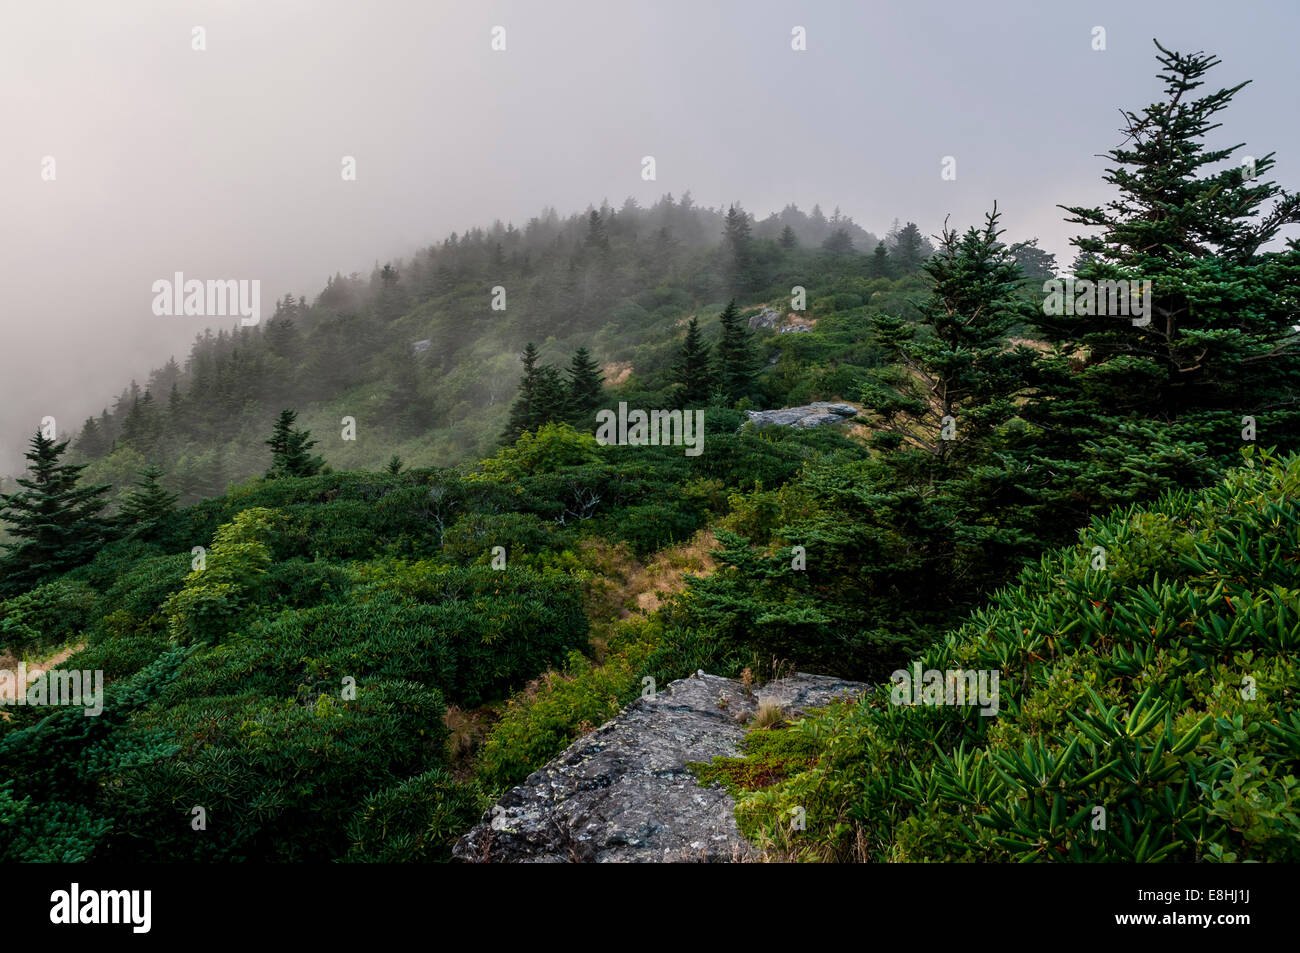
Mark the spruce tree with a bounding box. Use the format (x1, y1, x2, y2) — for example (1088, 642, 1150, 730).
(119, 464, 179, 540)
(566, 347, 605, 428)
(503, 343, 542, 443)
(779, 225, 797, 250)
(822, 228, 855, 256)
(265, 409, 324, 479)
(891, 222, 930, 273)
(861, 207, 1036, 466)
(869, 241, 893, 279)
(75, 416, 106, 459)
(529, 365, 571, 429)
(1048, 40, 1300, 443)
(672, 316, 714, 406)
(0, 429, 112, 592)
(714, 299, 756, 403)
(723, 204, 755, 294)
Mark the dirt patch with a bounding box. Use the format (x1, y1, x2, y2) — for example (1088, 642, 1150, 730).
(602, 361, 633, 386)
(0, 642, 86, 703)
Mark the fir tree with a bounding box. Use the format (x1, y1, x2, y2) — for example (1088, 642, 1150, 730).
(1050, 40, 1300, 435)
(672, 316, 713, 405)
(723, 204, 755, 293)
(566, 347, 605, 428)
(385, 454, 403, 475)
(861, 206, 1035, 465)
(779, 225, 797, 250)
(265, 409, 324, 479)
(714, 299, 756, 403)
(822, 228, 855, 256)
(891, 222, 930, 273)
(118, 464, 179, 540)
(869, 241, 893, 279)
(503, 343, 542, 443)
(75, 416, 107, 459)
(0, 429, 113, 592)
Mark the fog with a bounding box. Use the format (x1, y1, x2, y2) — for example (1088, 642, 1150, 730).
(2, 0, 1296, 472)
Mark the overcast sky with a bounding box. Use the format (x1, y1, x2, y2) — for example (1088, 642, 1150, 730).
(2, 0, 1297, 471)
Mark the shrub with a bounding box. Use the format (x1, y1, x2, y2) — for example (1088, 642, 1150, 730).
(345, 767, 487, 862)
(0, 580, 97, 655)
(730, 450, 1300, 862)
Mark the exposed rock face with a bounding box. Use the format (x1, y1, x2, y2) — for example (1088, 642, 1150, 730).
(748, 308, 814, 334)
(745, 402, 858, 429)
(453, 671, 869, 863)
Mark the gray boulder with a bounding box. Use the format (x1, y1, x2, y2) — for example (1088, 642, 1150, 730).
(747, 307, 784, 331)
(452, 671, 869, 863)
(745, 402, 858, 429)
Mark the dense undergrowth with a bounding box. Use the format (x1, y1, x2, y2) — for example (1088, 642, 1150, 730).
(718, 449, 1300, 862)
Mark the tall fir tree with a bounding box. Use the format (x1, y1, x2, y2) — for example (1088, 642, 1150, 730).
(1047, 40, 1300, 443)
(861, 206, 1036, 466)
(503, 343, 542, 443)
(869, 241, 893, 279)
(714, 299, 756, 403)
(0, 430, 113, 593)
(672, 316, 714, 406)
(565, 347, 605, 428)
(723, 204, 755, 294)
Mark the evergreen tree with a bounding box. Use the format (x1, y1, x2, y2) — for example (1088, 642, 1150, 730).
(503, 343, 542, 443)
(672, 316, 714, 405)
(714, 299, 756, 402)
(118, 464, 179, 540)
(566, 347, 605, 428)
(822, 228, 855, 256)
(891, 222, 930, 273)
(861, 206, 1035, 465)
(1008, 238, 1058, 282)
(869, 241, 893, 279)
(1050, 40, 1300, 435)
(75, 416, 107, 459)
(723, 204, 755, 293)
(529, 365, 571, 430)
(386, 346, 432, 436)
(265, 409, 324, 479)
(584, 210, 609, 251)
(779, 225, 797, 250)
(0, 430, 112, 592)
(385, 454, 403, 475)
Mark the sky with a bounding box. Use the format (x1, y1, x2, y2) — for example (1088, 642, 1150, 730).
(2, 0, 1297, 471)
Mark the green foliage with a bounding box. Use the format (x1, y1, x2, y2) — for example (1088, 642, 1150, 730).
(0, 430, 112, 594)
(265, 409, 324, 479)
(118, 464, 179, 542)
(731, 450, 1300, 862)
(715, 299, 756, 403)
(0, 580, 97, 655)
(346, 767, 488, 862)
(163, 507, 277, 644)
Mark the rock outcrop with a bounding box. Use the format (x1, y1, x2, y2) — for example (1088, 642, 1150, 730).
(745, 402, 858, 429)
(747, 307, 814, 334)
(453, 671, 869, 863)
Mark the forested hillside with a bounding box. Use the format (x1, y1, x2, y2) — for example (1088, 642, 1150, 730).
(35, 199, 952, 509)
(1, 41, 1297, 863)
